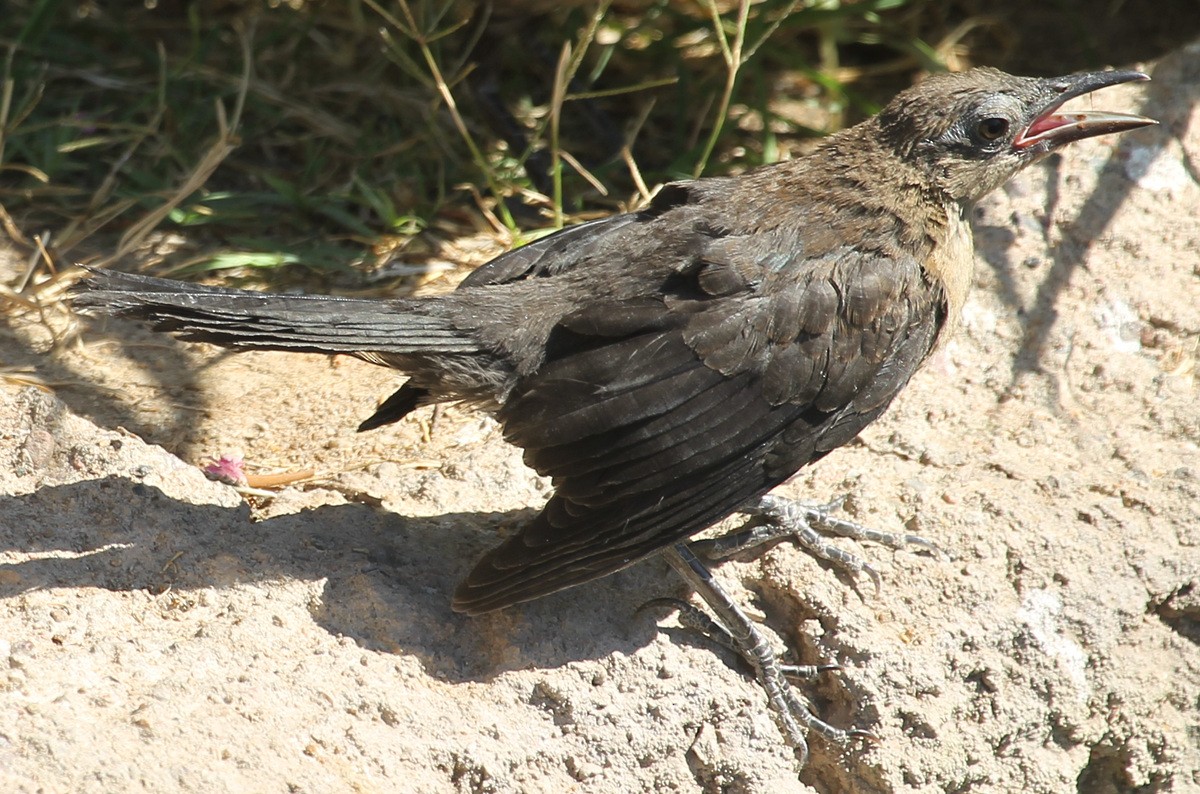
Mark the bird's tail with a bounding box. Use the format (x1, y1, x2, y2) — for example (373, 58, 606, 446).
(71, 267, 480, 357)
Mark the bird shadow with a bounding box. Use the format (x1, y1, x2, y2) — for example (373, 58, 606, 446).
(1, 313, 237, 464)
(0, 476, 671, 684)
(972, 63, 1194, 397)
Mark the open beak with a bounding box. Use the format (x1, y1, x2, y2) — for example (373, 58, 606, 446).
(1013, 70, 1157, 150)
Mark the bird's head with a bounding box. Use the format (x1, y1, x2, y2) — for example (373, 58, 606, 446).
(875, 67, 1156, 204)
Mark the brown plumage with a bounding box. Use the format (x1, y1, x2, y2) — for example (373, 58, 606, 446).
(73, 67, 1155, 617)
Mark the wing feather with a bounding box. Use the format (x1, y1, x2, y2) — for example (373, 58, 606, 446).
(455, 242, 945, 613)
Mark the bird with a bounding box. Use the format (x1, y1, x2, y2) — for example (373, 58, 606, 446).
(72, 66, 1155, 765)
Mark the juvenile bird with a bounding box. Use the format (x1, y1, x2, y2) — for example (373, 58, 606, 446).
(73, 67, 1155, 765)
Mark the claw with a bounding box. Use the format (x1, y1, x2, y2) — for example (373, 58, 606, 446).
(781, 662, 841, 680)
(849, 728, 881, 744)
(636, 597, 692, 616)
(903, 532, 950, 559)
(814, 494, 849, 513)
(862, 562, 883, 596)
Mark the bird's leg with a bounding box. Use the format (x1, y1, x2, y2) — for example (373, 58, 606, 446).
(655, 496, 940, 761)
(639, 596, 837, 682)
(690, 493, 942, 594)
(661, 544, 874, 766)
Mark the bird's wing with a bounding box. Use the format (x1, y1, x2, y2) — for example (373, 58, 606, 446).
(458, 184, 692, 287)
(359, 186, 694, 429)
(452, 237, 944, 613)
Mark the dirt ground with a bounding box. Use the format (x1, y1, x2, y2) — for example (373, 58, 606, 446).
(2, 48, 1199, 794)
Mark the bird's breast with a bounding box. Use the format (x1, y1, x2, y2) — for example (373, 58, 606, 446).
(920, 205, 975, 335)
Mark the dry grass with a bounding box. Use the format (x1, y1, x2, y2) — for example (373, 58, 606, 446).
(0, 0, 1014, 315)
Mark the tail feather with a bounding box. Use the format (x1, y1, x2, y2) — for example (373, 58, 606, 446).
(72, 267, 480, 356)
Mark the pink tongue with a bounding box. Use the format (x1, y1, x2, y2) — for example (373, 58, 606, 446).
(1023, 113, 1071, 139)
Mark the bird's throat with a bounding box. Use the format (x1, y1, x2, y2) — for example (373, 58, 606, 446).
(922, 203, 976, 341)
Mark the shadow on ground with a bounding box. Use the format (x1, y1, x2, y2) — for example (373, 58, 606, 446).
(0, 476, 668, 683)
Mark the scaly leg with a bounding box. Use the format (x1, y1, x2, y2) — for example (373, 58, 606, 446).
(660, 544, 875, 766)
(653, 494, 940, 763)
(690, 493, 942, 594)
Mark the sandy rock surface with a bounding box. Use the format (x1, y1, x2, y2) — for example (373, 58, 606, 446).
(2, 48, 1199, 793)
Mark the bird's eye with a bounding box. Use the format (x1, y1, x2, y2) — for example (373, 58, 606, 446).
(977, 117, 1010, 141)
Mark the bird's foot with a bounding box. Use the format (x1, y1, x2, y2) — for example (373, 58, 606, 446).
(690, 493, 943, 595)
(658, 544, 876, 767)
(651, 500, 941, 764)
